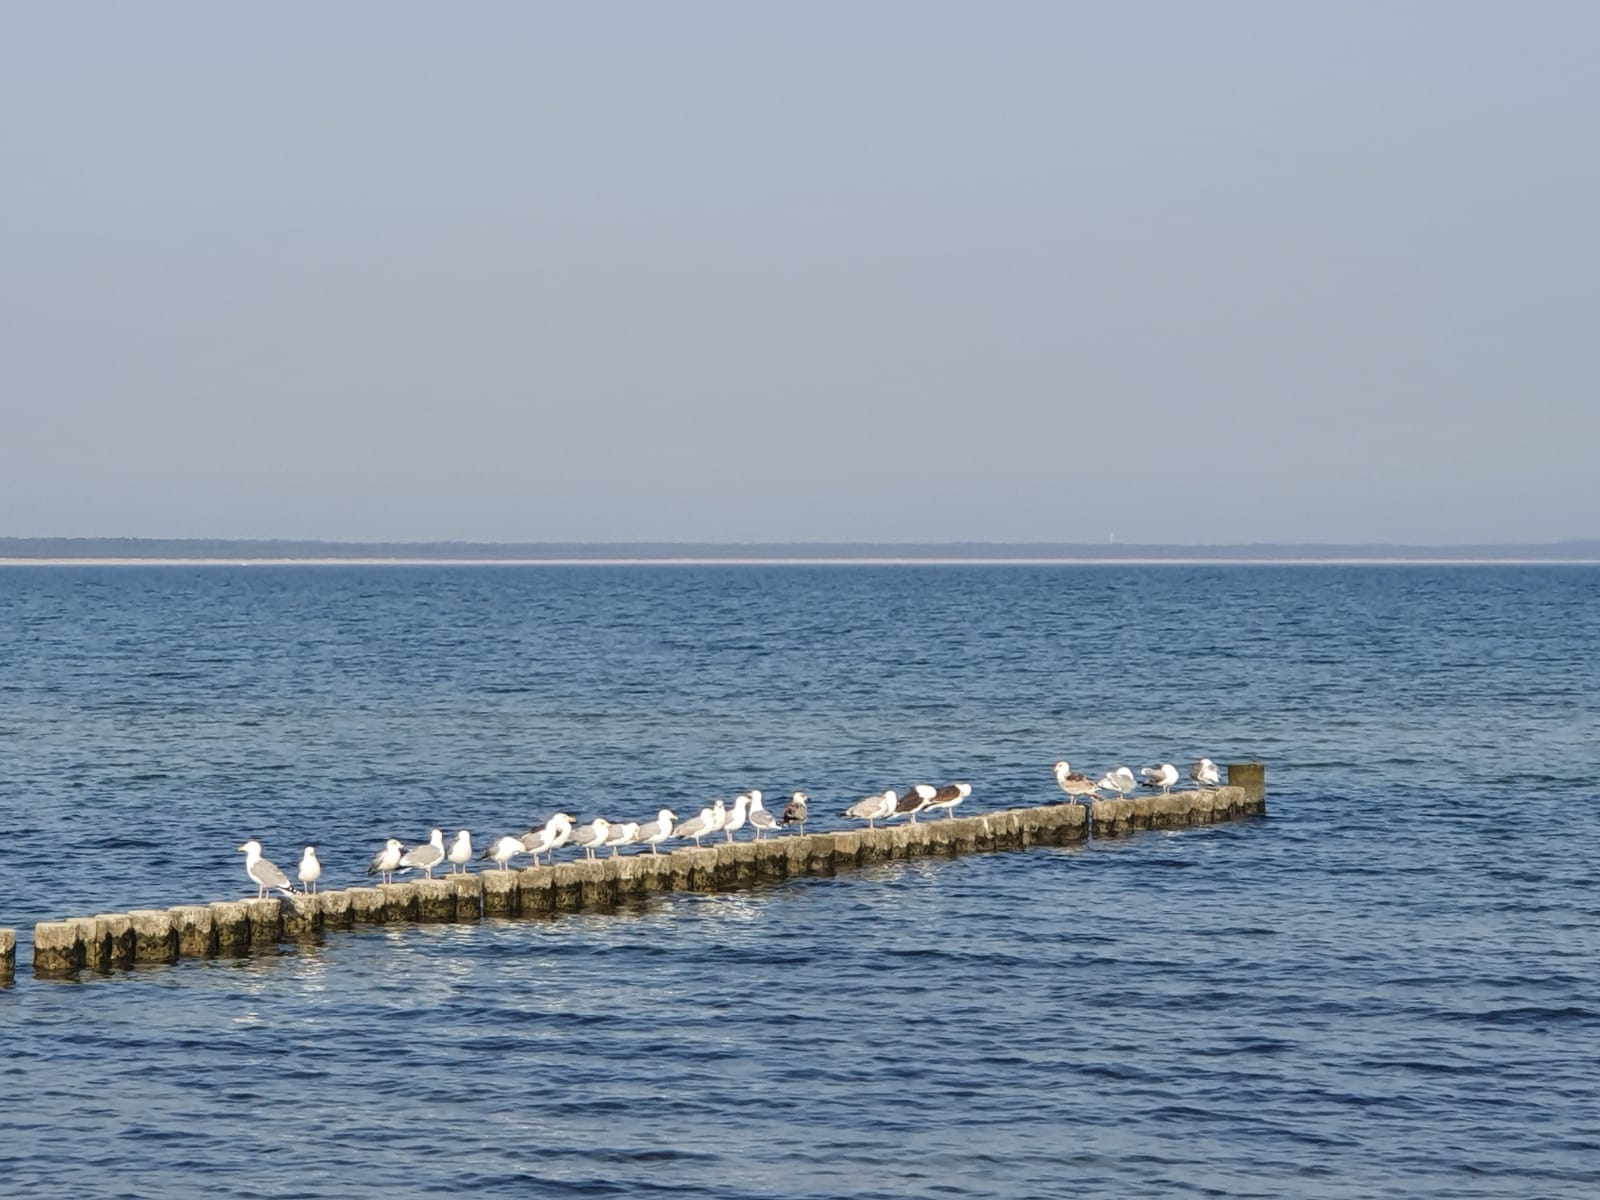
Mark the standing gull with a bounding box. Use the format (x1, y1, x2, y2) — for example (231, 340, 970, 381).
(1190, 758, 1222, 789)
(521, 812, 576, 865)
(747, 794, 779, 840)
(297, 846, 322, 894)
(604, 821, 640, 857)
(722, 794, 750, 843)
(236, 840, 292, 900)
(1053, 761, 1099, 803)
(893, 784, 937, 823)
(400, 829, 447, 879)
(1096, 767, 1136, 801)
(672, 805, 717, 848)
(446, 830, 473, 874)
(780, 792, 809, 834)
(637, 808, 676, 854)
(923, 782, 971, 819)
(1140, 763, 1180, 795)
(480, 834, 524, 871)
(844, 789, 899, 829)
(571, 818, 611, 860)
(366, 838, 404, 884)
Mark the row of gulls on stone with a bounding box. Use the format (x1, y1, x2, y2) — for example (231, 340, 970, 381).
(1053, 757, 1222, 802)
(235, 778, 970, 895)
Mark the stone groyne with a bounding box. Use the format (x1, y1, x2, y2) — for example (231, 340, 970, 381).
(21, 766, 1265, 979)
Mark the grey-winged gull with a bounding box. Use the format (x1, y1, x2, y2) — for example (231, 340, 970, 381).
(366, 838, 404, 884)
(237, 840, 292, 899)
(570, 817, 610, 860)
(637, 808, 676, 854)
(1097, 767, 1136, 800)
(747, 794, 779, 840)
(1140, 763, 1180, 794)
(480, 834, 524, 871)
(1190, 758, 1221, 789)
(844, 789, 898, 829)
(400, 828, 446, 878)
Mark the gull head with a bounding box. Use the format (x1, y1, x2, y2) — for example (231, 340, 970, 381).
(236, 840, 262, 856)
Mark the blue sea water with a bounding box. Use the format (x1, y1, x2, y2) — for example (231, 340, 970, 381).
(1, 564, 1598, 1198)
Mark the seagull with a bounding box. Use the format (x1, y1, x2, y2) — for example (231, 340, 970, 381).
(366, 838, 404, 884)
(400, 828, 447, 878)
(571, 817, 611, 860)
(780, 792, 809, 833)
(637, 808, 676, 854)
(844, 789, 899, 829)
(521, 812, 576, 865)
(893, 784, 937, 823)
(236, 840, 292, 900)
(480, 834, 524, 871)
(747, 794, 779, 840)
(923, 782, 970, 819)
(723, 794, 750, 843)
(446, 830, 473, 874)
(703, 799, 728, 841)
(1096, 767, 1136, 800)
(673, 805, 717, 847)
(1190, 758, 1221, 789)
(604, 821, 640, 857)
(297, 846, 321, 894)
(1140, 763, 1180, 795)
(1053, 761, 1099, 803)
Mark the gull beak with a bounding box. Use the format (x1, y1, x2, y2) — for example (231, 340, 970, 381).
(235, 843, 248, 852)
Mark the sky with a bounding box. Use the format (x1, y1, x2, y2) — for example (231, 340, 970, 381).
(3, 2, 1597, 544)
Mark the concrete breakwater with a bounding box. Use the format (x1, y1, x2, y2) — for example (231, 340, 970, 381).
(25, 766, 1265, 979)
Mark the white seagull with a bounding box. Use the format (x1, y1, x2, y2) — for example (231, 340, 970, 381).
(673, 805, 718, 847)
(237, 840, 292, 900)
(844, 789, 899, 829)
(637, 808, 676, 854)
(1096, 767, 1136, 800)
(780, 792, 809, 833)
(366, 838, 404, 884)
(400, 828, 447, 878)
(923, 782, 970, 819)
(480, 834, 525, 871)
(1190, 758, 1222, 789)
(604, 821, 640, 857)
(521, 812, 576, 865)
(893, 784, 937, 823)
(1053, 761, 1099, 803)
(1140, 763, 1180, 795)
(723, 794, 750, 843)
(297, 846, 322, 894)
(571, 817, 611, 860)
(446, 830, 473, 874)
(747, 794, 779, 840)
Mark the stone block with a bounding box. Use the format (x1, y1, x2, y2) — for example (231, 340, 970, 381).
(128, 909, 177, 964)
(168, 905, 217, 958)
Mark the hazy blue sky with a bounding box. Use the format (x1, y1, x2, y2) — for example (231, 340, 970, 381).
(4, 2, 1596, 543)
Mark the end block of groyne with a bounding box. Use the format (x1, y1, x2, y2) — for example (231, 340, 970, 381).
(33, 921, 82, 977)
(209, 901, 251, 955)
(0, 927, 14, 982)
(1226, 762, 1266, 807)
(128, 909, 178, 964)
(449, 874, 484, 920)
(169, 905, 217, 958)
(481, 869, 520, 917)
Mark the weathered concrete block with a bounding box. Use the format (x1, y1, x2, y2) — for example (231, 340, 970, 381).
(1130, 797, 1154, 829)
(612, 854, 646, 899)
(318, 889, 354, 931)
(722, 842, 757, 887)
(0, 927, 14, 982)
(580, 859, 619, 909)
(128, 909, 177, 964)
(346, 887, 388, 924)
(96, 914, 135, 969)
(33, 921, 82, 977)
(683, 847, 720, 892)
(831, 832, 864, 870)
(753, 837, 790, 880)
(449, 873, 484, 920)
(279, 895, 323, 941)
(549, 863, 584, 911)
(1226, 762, 1266, 806)
(67, 917, 107, 971)
(481, 869, 520, 917)
(803, 835, 836, 876)
(379, 883, 419, 923)
(168, 905, 217, 958)
(415, 880, 456, 923)
(858, 827, 892, 864)
(244, 898, 282, 948)
(635, 851, 674, 892)
(209, 901, 251, 955)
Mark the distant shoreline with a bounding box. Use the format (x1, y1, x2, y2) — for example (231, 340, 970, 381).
(3, 556, 1598, 567)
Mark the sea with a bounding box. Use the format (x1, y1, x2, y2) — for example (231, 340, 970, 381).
(1, 563, 1597, 1198)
